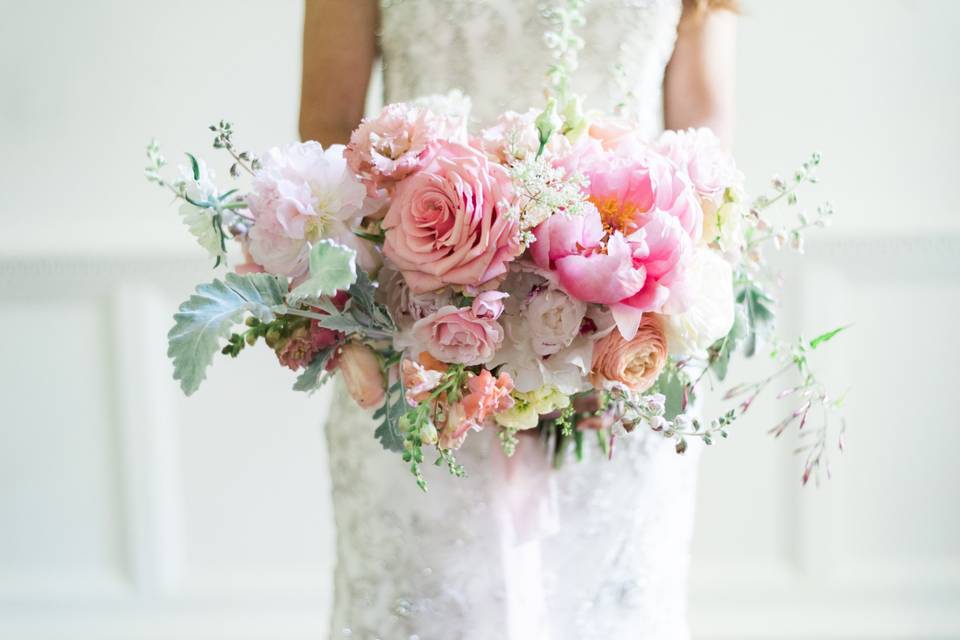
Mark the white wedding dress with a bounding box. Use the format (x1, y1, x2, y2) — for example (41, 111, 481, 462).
(324, 1, 702, 639)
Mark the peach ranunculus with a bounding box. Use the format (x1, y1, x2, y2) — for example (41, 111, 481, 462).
(382, 141, 521, 293)
(410, 294, 506, 366)
(589, 315, 668, 393)
(338, 342, 385, 409)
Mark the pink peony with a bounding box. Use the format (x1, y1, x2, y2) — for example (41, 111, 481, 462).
(246, 142, 372, 277)
(345, 103, 446, 196)
(382, 141, 521, 293)
(411, 304, 504, 366)
(530, 209, 691, 339)
(655, 128, 741, 200)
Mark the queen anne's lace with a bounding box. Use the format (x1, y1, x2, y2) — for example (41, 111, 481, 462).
(327, 2, 697, 638)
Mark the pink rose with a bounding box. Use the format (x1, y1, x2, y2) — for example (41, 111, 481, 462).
(655, 128, 742, 200)
(382, 141, 521, 293)
(345, 103, 445, 196)
(411, 305, 504, 366)
(471, 291, 508, 320)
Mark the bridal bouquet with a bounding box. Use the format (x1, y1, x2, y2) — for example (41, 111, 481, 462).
(148, 5, 845, 490)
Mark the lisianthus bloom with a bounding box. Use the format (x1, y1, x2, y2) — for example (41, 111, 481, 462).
(246, 142, 378, 277)
(590, 315, 668, 393)
(382, 141, 521, 293)
(345, 102, 446, 196)
(494, 384, 571, 430)
(338, 342, 385, 409)
(463, 369, 515, 424)
(410, 296, 505, 366)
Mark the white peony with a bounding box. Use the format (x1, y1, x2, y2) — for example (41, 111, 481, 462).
(524, 287, 587, 356)
(662, 248, 735, 357)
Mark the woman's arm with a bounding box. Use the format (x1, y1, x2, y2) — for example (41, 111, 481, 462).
(300, 0, 379, 145)
(663, 5, 737, 146)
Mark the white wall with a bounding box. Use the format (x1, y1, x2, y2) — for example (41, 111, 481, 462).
(1, 1, 958, 639)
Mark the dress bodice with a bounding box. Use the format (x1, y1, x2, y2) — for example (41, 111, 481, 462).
(379, 0, 683, 136)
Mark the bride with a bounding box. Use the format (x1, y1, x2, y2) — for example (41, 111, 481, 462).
(300, 1, 737, 638)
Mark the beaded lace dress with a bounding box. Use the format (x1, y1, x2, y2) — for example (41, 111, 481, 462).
(324, 2, 702, 639)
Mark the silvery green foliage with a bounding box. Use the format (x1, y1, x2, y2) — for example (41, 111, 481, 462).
(292, 346, 337, 393)
(179, 201, 226, 264)
(287, 240, 358, 303)
(311, 270, 397, 341)
(168, 272, 287, 395)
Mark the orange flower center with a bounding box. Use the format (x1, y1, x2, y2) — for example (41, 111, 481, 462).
(590, 196, 643, 234)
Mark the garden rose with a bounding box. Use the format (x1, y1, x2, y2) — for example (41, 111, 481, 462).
(590, 315, 668, 392)
(382, 141, 521, 293)
(338, 342, 385, 409)
(411, 305, 505, 366)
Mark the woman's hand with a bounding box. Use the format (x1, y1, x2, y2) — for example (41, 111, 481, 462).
(300, 0, 379, 145)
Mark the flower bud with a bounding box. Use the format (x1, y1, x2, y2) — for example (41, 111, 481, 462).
(338, 342, 385, 409)
(419, 421, 439, 445)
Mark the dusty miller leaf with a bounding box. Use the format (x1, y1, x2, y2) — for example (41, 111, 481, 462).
(287, 240, 357, 303)
(372, 380, 408, 452)
(168, 272, 286, 395)
(179, 202, 226, 265)
(292, 346, 337, 393)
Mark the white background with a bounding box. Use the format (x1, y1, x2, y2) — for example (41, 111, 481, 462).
(1, 1, 958, 638)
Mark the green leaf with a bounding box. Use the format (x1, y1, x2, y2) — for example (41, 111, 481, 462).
(292, 346, 337, 393)
(737, 283, 776, 357)
(186, 152, 200, 180)
(179, 202, 226, 265)
(372, 380, 408, 452)
(287, 240, 357, 303)
(809, 325, 850, 350)
(168, 272, 287, 395)
(653, 365, 691, 421)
